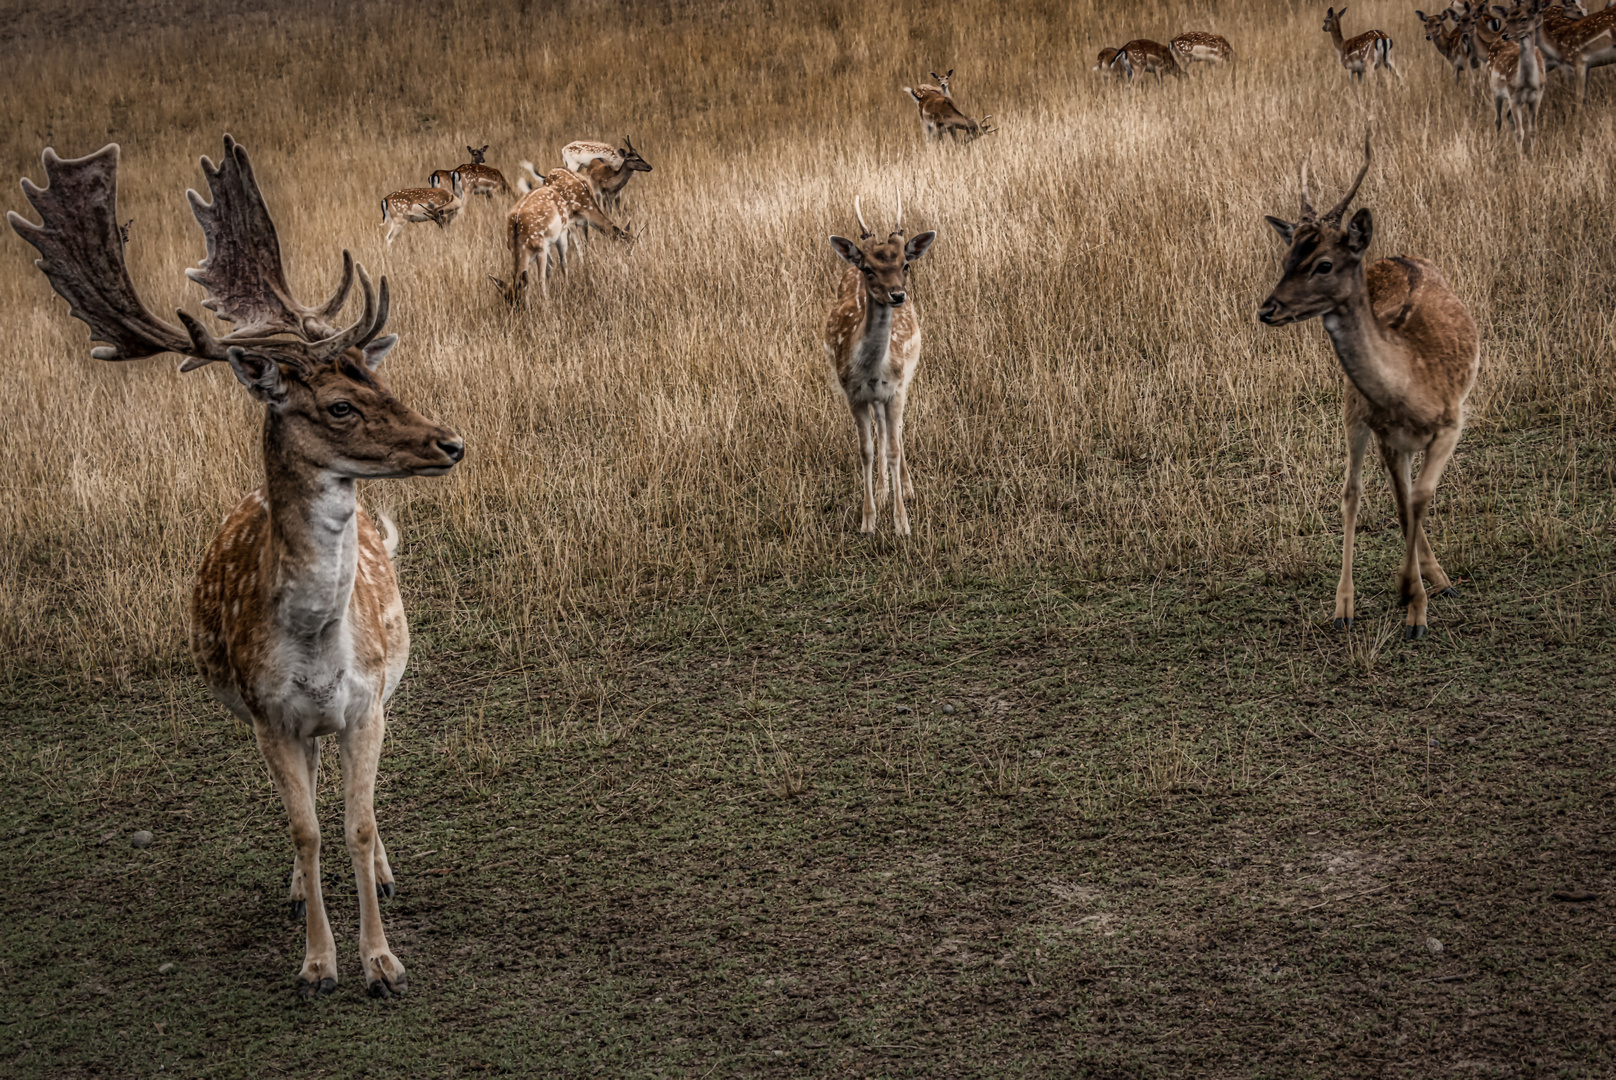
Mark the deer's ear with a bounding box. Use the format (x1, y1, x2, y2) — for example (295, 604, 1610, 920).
(361, 335, 398, 371)
(226, 348, 287, 406)
(1345, 208, 1373, 254)
(829, 236, 863, 266)
(1415, 9, 1427, 20)
(1264, 216, 1297, 244)
(905, 231, 938, 262)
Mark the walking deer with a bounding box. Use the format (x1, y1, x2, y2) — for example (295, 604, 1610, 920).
(1108, 39, 1185, 81)
(9, 135, 465, 996)
(381, 169, 463, 245)
(1323, 7, 1402, 81)
(822, 195, 939, 535)
(1171, 31, 1235, 66)
(1258, 136, 1479, 639)
(560, 137, 652, 212)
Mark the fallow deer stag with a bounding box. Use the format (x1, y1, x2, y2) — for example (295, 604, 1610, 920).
(823, 195, 938, 536)
(1171, 31, 1236, 66)
(493, 167, 631, 305)
(9, 135, 464, 996)
(902, 74, 996, 141)
(1107, 39, 1185, 82)
(453, 145, 510, 199)
(1323, 7, 1402, 81)
(560, 137, 652, 213)
(381, 169, 463, 245)
(1258, 136, 1479, 640)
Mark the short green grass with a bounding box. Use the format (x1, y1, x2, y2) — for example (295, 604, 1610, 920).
(3, 426, 1611, 1078)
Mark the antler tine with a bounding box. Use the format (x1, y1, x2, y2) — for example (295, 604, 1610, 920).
(8, 143, 197, 363)
(186, 134, 348, 343)
(311, 265, 390, 361)
(854, 195, 873, 239)
(1299, 152, 1318, 223)
(1322, 130, 1373, 226)
(893, 188, 904, 235)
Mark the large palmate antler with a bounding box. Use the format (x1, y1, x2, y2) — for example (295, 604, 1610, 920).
(8, 136, 386, 374)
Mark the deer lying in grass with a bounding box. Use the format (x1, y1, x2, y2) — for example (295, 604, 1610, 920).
(381, 169, 463, 245)
(1171, 31, 1235, 65)
(494, 166, 630, 304)
(1257, 136, 1479, 640)
(560, 137, 652, 213)
(452, 145, 510, 199)
(822, 195, 938, 535)
(10, 135, 465, 996)
(902, 73, 995, 141)
(1323, 7, 1402, 81)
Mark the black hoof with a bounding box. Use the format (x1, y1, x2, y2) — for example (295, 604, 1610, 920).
(1438, 586, 1460, 598)
(297, 976, 338, 999)
(378, 881, 396, 900)
(1405, 625, 1428, 641)
(290, 900, 306, 921)
(368, 977, 407, 999)
(1333, 618, 1353, 631)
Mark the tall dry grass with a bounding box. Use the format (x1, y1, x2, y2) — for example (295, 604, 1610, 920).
(1, 0, 1613, 676)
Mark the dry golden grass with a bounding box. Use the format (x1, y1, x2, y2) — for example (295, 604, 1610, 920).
(1, 0, 1613, 675)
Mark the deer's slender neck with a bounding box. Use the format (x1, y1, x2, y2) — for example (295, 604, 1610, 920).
(260, 413, 359, 642)
(1319, 267, 1412, 413)
(1328, 18, 1348, 55)
(850, 281, 895, 373)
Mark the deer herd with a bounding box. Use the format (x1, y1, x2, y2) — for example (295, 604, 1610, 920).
(5, 1, 1607, 998)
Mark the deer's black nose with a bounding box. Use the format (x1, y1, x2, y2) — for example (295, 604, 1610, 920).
(889, 291, 906, 306)
(438, 439, 465, 463)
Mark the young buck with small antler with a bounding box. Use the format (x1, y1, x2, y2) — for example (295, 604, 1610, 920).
(822, 196, 939, 535)
(453, 145, 510, 199)
(560, 137, 652, 213)
(9, 135, 465, 996)
(381, 169, 463, 245)
(902, 74, 996, 141)
(1323, 7, 1402, 81)
(493, 167, 630, 305)
(1257, 136, 1479, 640)
(1107, 39, 1186, 82)
(1171, 31, 1235, 66)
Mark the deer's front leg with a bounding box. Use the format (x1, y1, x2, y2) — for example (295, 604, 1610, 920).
(1335, 423, 1372, 629)
(1382, 449, 1429, 639)
(856, 404, 878, 534)
(886, 397, 910, 536)
(256, 726, 338, 997)
(340, 707, 407, 998)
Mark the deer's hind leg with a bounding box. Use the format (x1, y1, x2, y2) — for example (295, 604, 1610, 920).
(256, 726, 338, 997)
(340, 705, 406, 998)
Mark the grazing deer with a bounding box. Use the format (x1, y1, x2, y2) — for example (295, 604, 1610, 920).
(380, 169, 463, 246)
(453, 145, 510, 199)
(1467, 4, 1548, 151)
(560, 137, 652, 212)
(493, 168, 630, 305)
(1171, 31, 1236, 66)
(1534, 0, 1616, 107)
(902, 74, 996, 140)
(1418, 7, 1475, 79)
(1257, 136, 1479, 640)
(1108, 39, 1185, 81)
(9, 135, 465, 996)
(1093, 47, 1123, 77)
(822, 195, 939, 536)
(1323, 7, 1402, 81)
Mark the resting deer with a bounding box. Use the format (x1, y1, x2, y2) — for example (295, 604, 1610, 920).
(1323, 7, 1402, 81)
(1258, 136, 1479, 640)
(560, 137, 652, 213)
(822, 195, 939, 535)
(493, 167, 630, 304)
(453, 145, 510, 199)
(1171, 31, 1236, 66)
(1108, 39, 1185, 81)
(381, 169, 463, 246)
(902, 73, 995, 140)
(9, 135, 465, 996)
(1466, 4, 1548, 151)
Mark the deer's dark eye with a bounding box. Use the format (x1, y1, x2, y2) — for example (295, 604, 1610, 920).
(329, 402, 355, 418)
(902, 262, 910, 272)
(1313, 260, 1334, 276)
